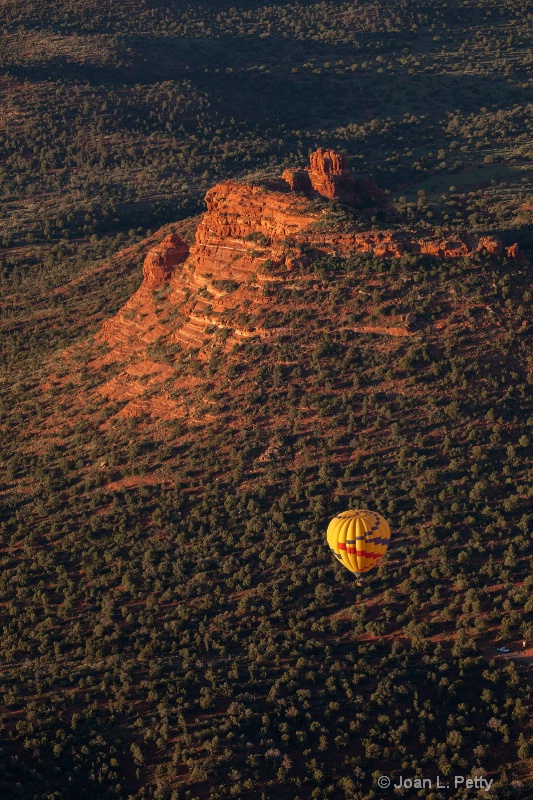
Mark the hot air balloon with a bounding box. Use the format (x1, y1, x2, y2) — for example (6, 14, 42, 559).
(327, 509, 390, 575)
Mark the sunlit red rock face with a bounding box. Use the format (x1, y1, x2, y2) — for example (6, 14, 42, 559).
(94, 149, 524, 418)
(98, 232, 189, 357)
(184, 181, 318, 284)
(505, 242, 528, 263)
(282, 147, 391, 210)
(94, 232, 191, 420)
(143, 233, 189, 288)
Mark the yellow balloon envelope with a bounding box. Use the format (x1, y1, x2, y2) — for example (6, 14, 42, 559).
(327, 509, 390, 574)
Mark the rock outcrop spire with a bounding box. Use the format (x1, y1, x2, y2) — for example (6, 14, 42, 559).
(281, 147, 391, 210)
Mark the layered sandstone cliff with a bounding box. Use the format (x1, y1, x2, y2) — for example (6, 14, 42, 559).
(182, 181, 318, 285)
(94, 149, 524, 418)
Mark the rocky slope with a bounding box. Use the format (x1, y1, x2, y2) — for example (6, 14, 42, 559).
(94, 149, 523, 418)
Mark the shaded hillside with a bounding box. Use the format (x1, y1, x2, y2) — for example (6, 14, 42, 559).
(0, 162, 531, 800)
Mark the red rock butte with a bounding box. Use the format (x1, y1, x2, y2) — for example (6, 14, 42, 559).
(94, 148, 525, 419)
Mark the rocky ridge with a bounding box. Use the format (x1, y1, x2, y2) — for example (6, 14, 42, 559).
(94, 149, 524, 419)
